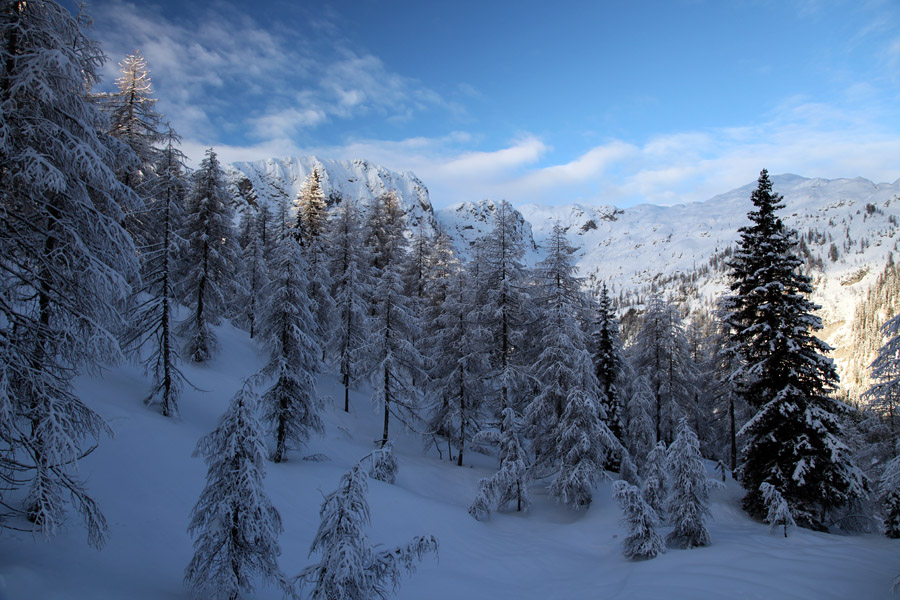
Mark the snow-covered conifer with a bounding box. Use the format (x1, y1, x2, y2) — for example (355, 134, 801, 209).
(177, 148, 242, 362)
(759, 482, 796, 537)
(101, 51, 164, 188)
(864, 314, 900, 443)
(880, 455, 900, 538)
(296, 465, 437, 600)
(325, 199, 373, 412)
(358, 196, 425, 447)
(469, 407, 531, 520)
(722, 169, 866, 529)
(613, 480, 666, 560)
(642, 441, 668, 519)
(629, 294, 697, 444)
(294, 167, 328, 248)
(124, 126, 188, 417)
(185, 383, 283, 599)
(359, 260, 426, 448)
(665, 419, 712, 549)
(0, 0, 139, 546)
(257, 235, 323, 463)
(625, 375, 656, 468)
(548, 389, 617, 509)
(473, 200, 533, 416)
(325, 198, 373, 411)
(428, 265, 489, 466)
(233, 204, 270, 339)
(526, 225, 612, 476)
(592, 283, 626, 439)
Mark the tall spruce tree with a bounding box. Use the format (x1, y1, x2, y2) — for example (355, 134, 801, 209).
(0, 0, 139, 546)
(177, 149, 241, 362)
(721, 169, 865, 529)
(257, 235, 323, 463)
(592, 283, 626, 440)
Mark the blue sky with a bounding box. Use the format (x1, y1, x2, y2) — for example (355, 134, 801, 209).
(84, 0, 900, 207)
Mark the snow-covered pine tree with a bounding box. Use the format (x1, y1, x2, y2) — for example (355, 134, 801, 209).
(665, 419, 712, 549)
(294, 166, 327, 249)
(359, 194, 425, 448)
(625, 375, 656, 468)
(548, 389, 618, 509)
(526, 225, 600, 466)
(473, 200, 533, 417)
(257, 234, 323, 463)
(185, 383, 283, 600)
(628, 293, 697, 445)
(641, 441, 668, 520)
(880, 455, 900, 538)
(612, 480, 666, 560)
(0, 0, 139, 546)
(124, 125, 189, 417)
(177, 148, 242, 363)
(360, 259, 426, 448)
(325, 198, 373, 412)
(101, 51, 164, 189)
(864, 313, 900, 448)
(427, 263, 489, 466)
(592, 282, 626, 440)
(233, 201, 270, 339)
(721, 169, 866, 530)
(296, 465, 437, 600)
(523, 225, 620, 508)
(469, 407, 531, 519)
(759, 482, 796, 537)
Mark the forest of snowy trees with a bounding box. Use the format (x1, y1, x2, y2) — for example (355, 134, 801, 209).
(3, 2, 900, 598)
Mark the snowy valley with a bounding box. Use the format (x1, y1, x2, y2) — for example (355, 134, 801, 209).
(5, 4, 900, 599)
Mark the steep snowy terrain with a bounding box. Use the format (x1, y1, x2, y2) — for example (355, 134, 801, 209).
(0, 319, 896, 599)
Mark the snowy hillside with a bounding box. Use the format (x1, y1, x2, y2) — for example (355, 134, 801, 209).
(0, 319, 896, 600)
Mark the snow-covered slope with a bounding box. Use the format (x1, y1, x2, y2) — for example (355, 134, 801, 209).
(1, 319, 896, 599)
(226, 156, 437, 232)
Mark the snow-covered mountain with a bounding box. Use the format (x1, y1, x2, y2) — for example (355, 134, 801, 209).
(226, 156, 437, 232)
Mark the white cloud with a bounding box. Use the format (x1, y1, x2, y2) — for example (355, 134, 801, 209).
(89, 1, 450, 146)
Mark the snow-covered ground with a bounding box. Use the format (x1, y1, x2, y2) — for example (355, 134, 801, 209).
(1, 320, 897, 599)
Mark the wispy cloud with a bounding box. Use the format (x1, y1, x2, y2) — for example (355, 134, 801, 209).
(89, 1, 451, 153)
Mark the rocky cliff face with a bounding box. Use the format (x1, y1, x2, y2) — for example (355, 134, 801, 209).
(226, 155, 438, 233)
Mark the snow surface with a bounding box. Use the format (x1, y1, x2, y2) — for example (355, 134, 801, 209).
(1, 319, 897, 599)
